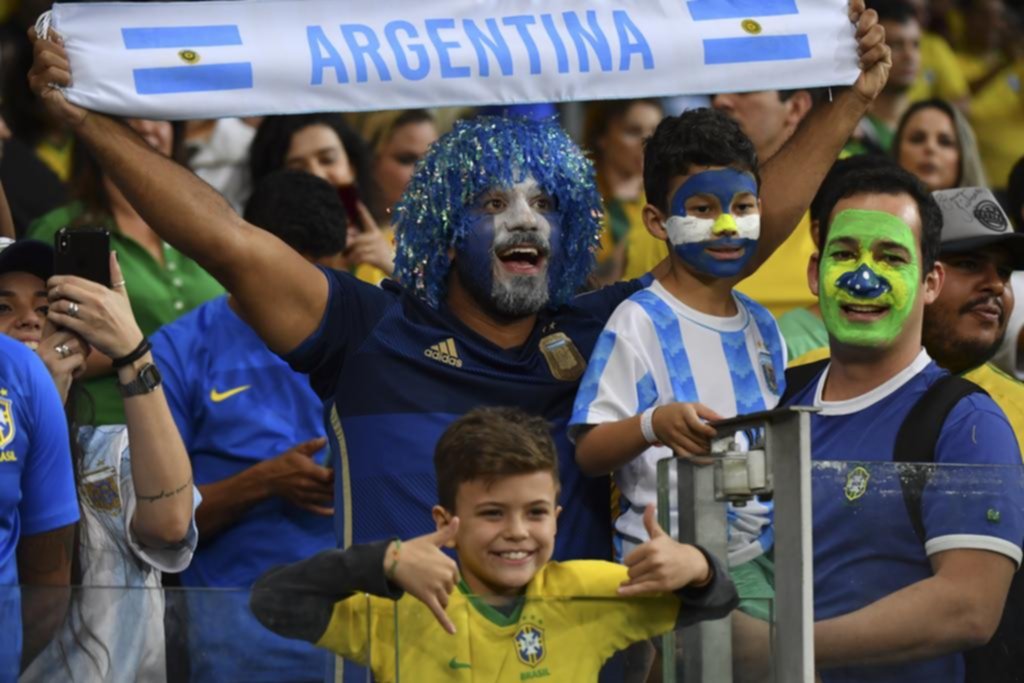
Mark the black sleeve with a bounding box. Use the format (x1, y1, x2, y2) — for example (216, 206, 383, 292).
(249, 540, 402, 643)
(672, 546, 740, 627)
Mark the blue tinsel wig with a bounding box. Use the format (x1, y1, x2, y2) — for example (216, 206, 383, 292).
(393, 115, 602, 309)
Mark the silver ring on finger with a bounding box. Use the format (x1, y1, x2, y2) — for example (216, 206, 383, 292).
(67, 301, 80, 318)
(55, 343, 71, 359)
(112, 279, 126, 289)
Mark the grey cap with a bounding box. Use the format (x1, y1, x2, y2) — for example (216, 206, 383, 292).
(932, 187, 1024, 268)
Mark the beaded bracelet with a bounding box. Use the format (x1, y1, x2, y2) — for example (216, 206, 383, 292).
(111, 337, 152, 369)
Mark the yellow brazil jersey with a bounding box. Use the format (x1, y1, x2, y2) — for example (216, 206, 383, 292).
(317, 560, 679, 682)
(735, 212, 817, 319)
(964, 364, 1024, 461)
(961, 54, 1024, 188)
(906, 33, 969, 105)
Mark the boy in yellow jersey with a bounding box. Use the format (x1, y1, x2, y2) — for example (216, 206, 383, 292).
(251, 407, 737, 682)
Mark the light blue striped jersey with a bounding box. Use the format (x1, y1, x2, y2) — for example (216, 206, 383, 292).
(570, 280, 786, 565)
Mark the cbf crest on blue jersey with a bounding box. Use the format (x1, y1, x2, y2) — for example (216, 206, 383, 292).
(844, 465, 870, 502)
(514, 624, 545, 667)
(0, 391, 14, 450)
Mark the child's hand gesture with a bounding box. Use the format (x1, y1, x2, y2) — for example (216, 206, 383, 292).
(384, 519, 461, 634)
(650, 402, 723, 462)
(618, 505, 712, 597)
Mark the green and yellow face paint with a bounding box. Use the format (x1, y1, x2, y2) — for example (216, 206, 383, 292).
(819, 209, 921, 347)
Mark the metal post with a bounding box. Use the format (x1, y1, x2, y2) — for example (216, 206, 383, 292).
(658, 407, 816, 683)
(766, 410, 815, 683)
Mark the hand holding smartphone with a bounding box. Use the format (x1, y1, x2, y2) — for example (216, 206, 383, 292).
(54, 227, 111, 286)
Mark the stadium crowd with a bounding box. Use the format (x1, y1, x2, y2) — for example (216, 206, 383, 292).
(1, 0, 1024, 681)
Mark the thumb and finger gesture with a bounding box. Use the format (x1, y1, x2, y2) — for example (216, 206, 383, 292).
(618, 505, 708, 597)
(390, 518, 461, 635)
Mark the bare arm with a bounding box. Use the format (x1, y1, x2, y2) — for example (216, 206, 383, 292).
(745, 1, 891, 273)
(17, 524, 75, 671)
(28, 31, 327, 354)
(815, 549, 1015, 668)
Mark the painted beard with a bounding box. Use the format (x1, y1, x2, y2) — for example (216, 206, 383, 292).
(455, 220, 560, 320)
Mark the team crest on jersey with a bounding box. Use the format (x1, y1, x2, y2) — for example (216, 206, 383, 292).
(539, 332, 586, 382)
(844, 466, 870, 502)
(0, 395, 15, 450)
(82, 466, 122, 512)
(758, 350, 778, 395)
(514, 624, 546, 667)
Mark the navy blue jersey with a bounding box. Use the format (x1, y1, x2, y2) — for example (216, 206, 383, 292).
(285, 270, 647, 560)
(786, 352, 1024, 683)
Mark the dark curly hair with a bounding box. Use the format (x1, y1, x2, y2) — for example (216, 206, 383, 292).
(248, 113, 378, 211)
(243, 170, 348, 259)
(643, 108, 760, 213)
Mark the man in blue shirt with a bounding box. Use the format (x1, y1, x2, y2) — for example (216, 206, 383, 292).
(785, 164, 1024, 681)
(152, 173, 343, 683)
(0, 240, 80, 676)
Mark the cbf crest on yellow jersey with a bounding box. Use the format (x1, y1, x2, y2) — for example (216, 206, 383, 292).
(316, 560, 679, 682)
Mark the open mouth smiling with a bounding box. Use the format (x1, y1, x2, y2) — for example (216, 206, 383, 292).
(495, 245, 548, 275)
(839, 302, 891, 321)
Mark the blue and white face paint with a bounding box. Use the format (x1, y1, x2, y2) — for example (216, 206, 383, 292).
(454, 177, 563, 318)
(664, 168, 760, 278)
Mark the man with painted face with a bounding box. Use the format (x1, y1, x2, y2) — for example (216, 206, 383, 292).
(572, 109, 784, 627)
(782, 165, 1024, 681)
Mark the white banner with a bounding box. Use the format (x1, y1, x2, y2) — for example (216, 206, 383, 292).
(50, 0, 860, 120)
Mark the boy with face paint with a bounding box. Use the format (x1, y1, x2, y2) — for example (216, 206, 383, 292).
(782, 166, 1024, 681)
(571, 109, 786, 623)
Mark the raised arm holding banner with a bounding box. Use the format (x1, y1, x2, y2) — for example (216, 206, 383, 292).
(45, 0, 862, 120)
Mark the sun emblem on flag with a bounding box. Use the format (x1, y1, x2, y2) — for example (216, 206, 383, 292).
(514, 624, 545, 667)
(178, 49, 201, 65)
(0, 396, 15, 450)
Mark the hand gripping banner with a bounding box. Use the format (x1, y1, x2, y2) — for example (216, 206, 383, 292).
(46, 0, 860, 119)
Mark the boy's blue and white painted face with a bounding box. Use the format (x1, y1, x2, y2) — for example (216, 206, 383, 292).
(665, 168, 760, 278)
(455, 176, 563, 318)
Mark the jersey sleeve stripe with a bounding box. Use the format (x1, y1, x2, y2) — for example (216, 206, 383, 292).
(925, 534, 1023, 568)
(571, 329, 618, 426)
(637, 372, 658, 413)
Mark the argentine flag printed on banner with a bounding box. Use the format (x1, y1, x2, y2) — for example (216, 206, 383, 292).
(48, 0, 859, 120)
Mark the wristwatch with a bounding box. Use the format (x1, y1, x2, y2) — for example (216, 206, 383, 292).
(118, 362, 163, 397)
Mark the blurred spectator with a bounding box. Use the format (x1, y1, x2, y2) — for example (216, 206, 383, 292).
(0, 239, 78, 678)
(150, 172, 341, 683)
(924, 188, 1024, 453)
(784, 166, 1023, 681)
(714, 89, 821, 317)
(583, 98, 665, 282)
(1, 243, 199, 683)
(847, 0, 922, 155)
(184, 119, 256, 213)
(1006, 154, 1024, 229)
(26, 119, 224, 427)
(249, 114, 393, 284)
(0, 135, 67, 238)
(959, 0, 1024, 189)
(893, 98, 988, 191)
(993, 272, 1024, 379)
(904, 0, 971, 108)
(362, 109, 438, 225)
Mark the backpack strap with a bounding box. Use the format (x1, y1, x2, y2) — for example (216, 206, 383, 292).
(781, 359, 830, 406)
(893, 374, 987, 544)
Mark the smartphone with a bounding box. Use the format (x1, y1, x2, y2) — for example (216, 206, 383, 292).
(54, 227, 111, 286)
(337, 184, 364, 232)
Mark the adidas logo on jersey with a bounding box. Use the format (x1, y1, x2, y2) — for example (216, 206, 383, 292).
(425, 338, 463, 368)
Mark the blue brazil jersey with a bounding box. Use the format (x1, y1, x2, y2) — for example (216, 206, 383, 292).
(0, 335, 79, 680)
(285, 269, 646, 559)
(786, 352, 1024, 683)
(153, 296, 334, 683)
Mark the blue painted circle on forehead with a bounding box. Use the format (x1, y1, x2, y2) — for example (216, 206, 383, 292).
(669, 168, 758, 217)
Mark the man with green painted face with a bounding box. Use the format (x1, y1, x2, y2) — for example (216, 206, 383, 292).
(784, 165, 1024, 682)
